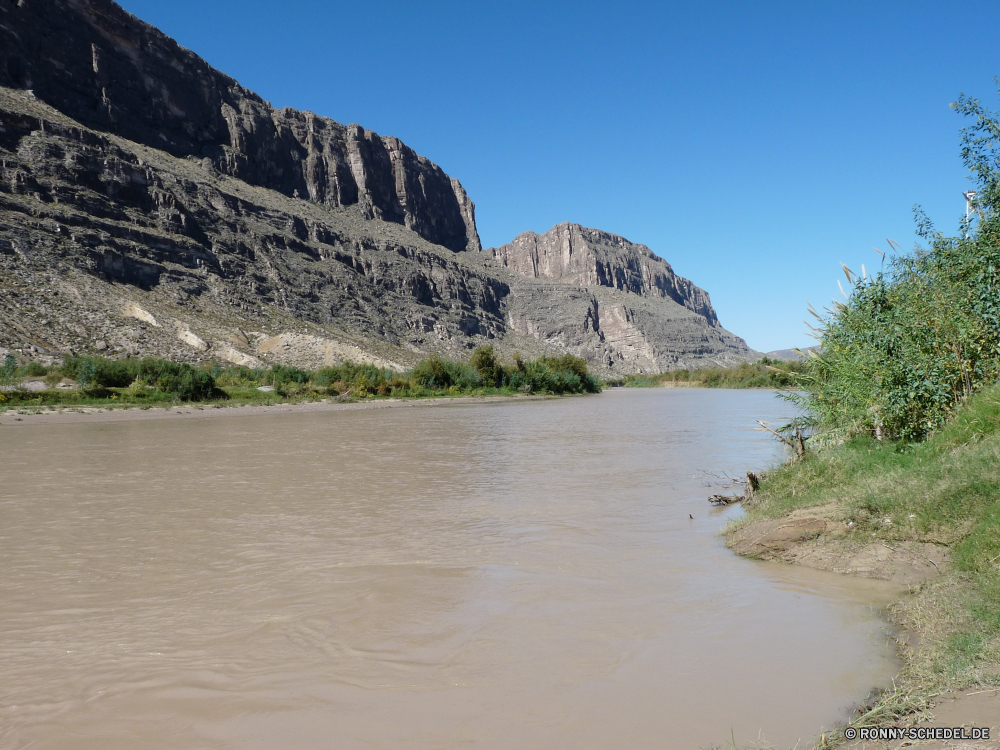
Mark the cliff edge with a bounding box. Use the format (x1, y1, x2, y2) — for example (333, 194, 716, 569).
(491, 223, 718, 324)
(0, 0, 480, 253)
(0, 0, 758, 374)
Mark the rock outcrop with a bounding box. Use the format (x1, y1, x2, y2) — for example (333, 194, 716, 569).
(487, 224, 755, 372)
(0, 0, 758, 374)
(492, 223, 717, 324)
(0, 0, 480, 253)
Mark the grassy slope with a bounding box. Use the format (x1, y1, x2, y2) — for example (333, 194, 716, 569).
(739, 386, 1000, 742)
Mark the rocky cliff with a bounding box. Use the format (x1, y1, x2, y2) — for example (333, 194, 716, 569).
(0, 0, 758, 374)
(491, 223, 718, 324)
(486, 224, 754, 372)
(0, 0, 480, 253)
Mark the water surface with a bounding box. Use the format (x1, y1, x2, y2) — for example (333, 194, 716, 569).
(0, 389, 898, 749)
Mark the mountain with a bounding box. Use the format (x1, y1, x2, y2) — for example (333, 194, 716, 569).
(485, 224, 754, 371)
(0, 0, 757, 373)
(765, 348, 816, 362)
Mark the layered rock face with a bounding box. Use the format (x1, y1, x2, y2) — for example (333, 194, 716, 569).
(0, 0, 480, 253)
(492, 223, 717, 324)
(0, 87, 506, 368)
(487, 224, 755, 372)
(0, 0, 758, 373)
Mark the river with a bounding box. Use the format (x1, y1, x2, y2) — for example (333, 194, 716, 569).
(0, 389, 898, 749)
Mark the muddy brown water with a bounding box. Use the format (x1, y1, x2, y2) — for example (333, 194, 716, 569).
(0, 389, 899, 749)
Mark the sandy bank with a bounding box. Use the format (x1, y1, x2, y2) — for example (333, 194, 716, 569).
(0, 394, 552, 427)
(727, 505, 950, 587)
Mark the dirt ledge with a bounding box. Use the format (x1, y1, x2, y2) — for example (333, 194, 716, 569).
(726, 512, 999, 748)
(726, 507, 950, 587)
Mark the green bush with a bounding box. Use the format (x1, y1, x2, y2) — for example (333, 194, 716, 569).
(17, 361, 47, 377)
(269, 364, 312, 386)
(471, 345, 503, 388)
(792, 81, 1000, 441)
(22, 350, 601, 406)
(315, 363, 392, 394)
(410, 356, 478, 391)
(621, 360, 805, 390)
(63, 356, 222, 401)
(1, 354, 17, 383)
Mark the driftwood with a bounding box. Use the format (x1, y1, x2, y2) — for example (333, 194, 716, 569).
(756, 421, 806, 459)
(708, 471, 763, 506)
(336, 388, 353, 402)
(708, 493, 740, 506)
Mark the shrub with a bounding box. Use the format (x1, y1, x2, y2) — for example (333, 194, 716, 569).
(315, 363, 391, 393)
(72, 357, 100, 388)
(470, 345, 502, 387)
(1, 354, 17, 384)
(269, 364, 312, 386)
(795, 81, 1000, 440)
(63, 355, 222, 401)
(18, 361, 47, 377)
(411, 356, 455, 390)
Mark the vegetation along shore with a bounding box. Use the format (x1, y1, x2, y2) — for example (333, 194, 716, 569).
(617, 356, 809, 389)
(0, 346, 808, 417)
(0, 346, 600, 413)
(723, 86, 1000, 747)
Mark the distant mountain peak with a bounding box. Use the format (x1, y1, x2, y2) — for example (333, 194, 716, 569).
(490, 222, 719, 326)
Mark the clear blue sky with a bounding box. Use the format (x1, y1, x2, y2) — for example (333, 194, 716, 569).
(117, 0, 1000, 353)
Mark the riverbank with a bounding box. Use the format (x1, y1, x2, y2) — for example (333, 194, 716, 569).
(724, 386, 1000, 748)
(620, 358, 809, 389)
(0, 392, 557, 427)
(0, 349, 601, 414)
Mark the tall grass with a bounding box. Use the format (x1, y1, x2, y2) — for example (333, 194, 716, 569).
(797, 82, 1000, 441)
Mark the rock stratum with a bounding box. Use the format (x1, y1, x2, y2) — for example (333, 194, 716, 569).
(0, 0, 758, 374)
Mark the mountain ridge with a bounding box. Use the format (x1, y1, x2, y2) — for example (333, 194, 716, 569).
(0, 0, 481, 253)
(0, 0, 759, 374)
(489, 223, 718, 325)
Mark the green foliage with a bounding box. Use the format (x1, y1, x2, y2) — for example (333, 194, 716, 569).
(800, 232, 1000, 440)
(1, 349, 601, 409)
(315, 363, 393, 395)
(410, 355, 478, 390)
(470, 345, 503, 388)
(210, 349, 599, 400)
(623, 359, 808, 389)
(72, 357, 99, 388)
(798, 82, 1000, 441)
(1, 354, 17, 383)
(501, 353, 601, 394)
(62, 356, 221, 400)
(268, 364, 312, 386)
(17, 361, 47, 377)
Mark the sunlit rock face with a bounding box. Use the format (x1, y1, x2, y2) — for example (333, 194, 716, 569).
(492, 223, 717, 324)
(490, 223, 756, 372)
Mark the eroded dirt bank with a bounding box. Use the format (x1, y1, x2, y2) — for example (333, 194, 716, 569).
(726, 510, 999, 749)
